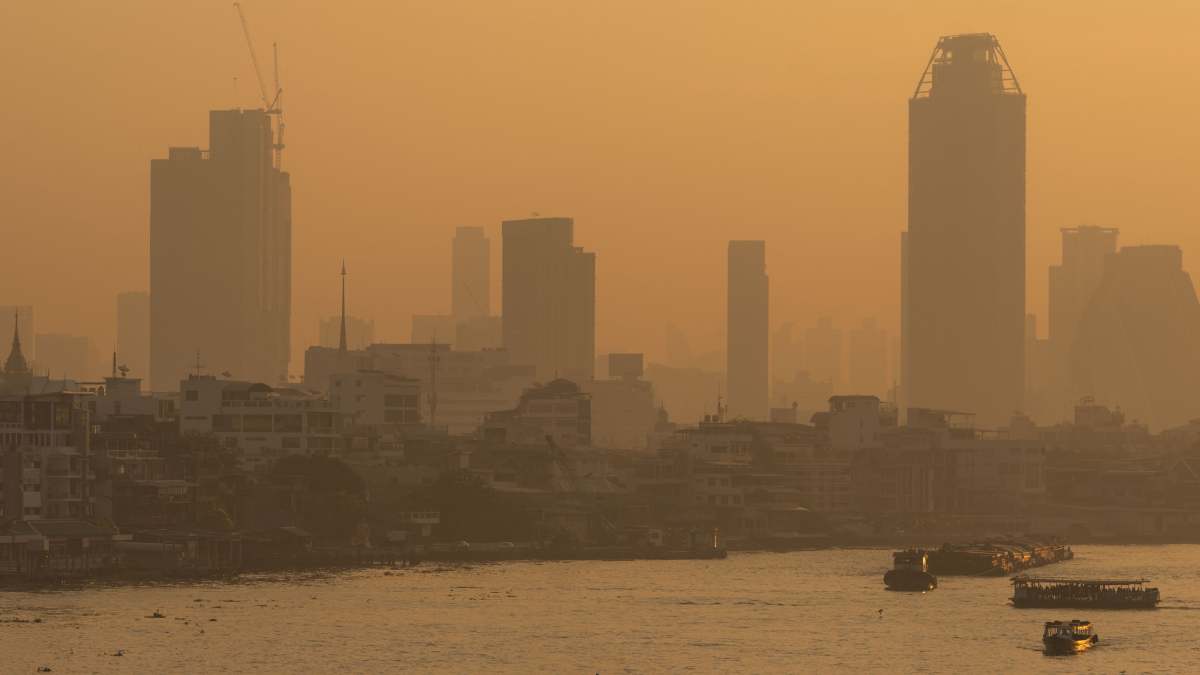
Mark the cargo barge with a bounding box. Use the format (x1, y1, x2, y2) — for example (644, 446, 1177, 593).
(919, 540, 1073, 576)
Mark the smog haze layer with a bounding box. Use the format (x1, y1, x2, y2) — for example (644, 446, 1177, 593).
(3, 0, 1198, 371)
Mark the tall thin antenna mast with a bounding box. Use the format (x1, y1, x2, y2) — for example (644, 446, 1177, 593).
(338, 261, 348, 354)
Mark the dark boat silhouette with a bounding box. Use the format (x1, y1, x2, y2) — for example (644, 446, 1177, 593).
(884, 549, 937, 591)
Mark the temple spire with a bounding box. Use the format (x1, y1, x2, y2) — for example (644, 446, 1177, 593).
(4, 309, 29, 374)
(338, 260, 348, 354)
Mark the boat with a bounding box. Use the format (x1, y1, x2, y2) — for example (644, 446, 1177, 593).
(1042, 619, 1098, 654)
(925, 540, 1073, 576)
(1012, 577, 1159, 609)
(884, 549, 937, 591)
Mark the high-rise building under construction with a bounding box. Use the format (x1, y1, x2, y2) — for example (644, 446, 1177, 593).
(902, 34, 1026, 425)
(150, 109, 291, 390)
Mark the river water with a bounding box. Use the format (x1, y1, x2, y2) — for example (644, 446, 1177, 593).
(3, 545, 1198, 673)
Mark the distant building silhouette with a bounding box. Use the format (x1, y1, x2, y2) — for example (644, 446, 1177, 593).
(1048, 225, 1118, 407)
(116, 291, 149, 384)
(726, 240, 768, 420)
(452, 226, 491, 321)
(454, 316, 502, 351)
(847, 318, 887, 397)
(35, 334, 93, 381)
(664, 321, 694, 368)
(150, 109, 291, 391)
(645, 361, 722, 426)
(501, 217, 595, 381)
(903, 34, 1026, 425)
(805, 316, 843, 392)
(1073, 245, 1200, 430)
(411, 314, 456, 345)
(772, 321, 803, 384)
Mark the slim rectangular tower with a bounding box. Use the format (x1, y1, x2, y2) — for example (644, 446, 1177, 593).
(1049, 226, 1118, 352)
(903, 34, 1026, 425)
(150, 109, 291, 390)
(452, 226, 491, 321)
(726, 240, 768, 420)
(501, 217, 595, 382)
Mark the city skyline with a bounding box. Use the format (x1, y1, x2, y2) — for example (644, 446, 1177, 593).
(7, 7, 1200, 671)
(5, 2, 1200, 372)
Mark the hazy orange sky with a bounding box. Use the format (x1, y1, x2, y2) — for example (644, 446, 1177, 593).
(3, 1, 1199, 377)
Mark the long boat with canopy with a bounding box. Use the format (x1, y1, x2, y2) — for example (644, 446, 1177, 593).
(1011, 576, 1160, 609)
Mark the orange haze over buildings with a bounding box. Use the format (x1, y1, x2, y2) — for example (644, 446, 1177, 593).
(3, 1, 1200, 375)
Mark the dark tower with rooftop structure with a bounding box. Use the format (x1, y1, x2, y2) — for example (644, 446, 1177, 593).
(902, 33, 1026, 426)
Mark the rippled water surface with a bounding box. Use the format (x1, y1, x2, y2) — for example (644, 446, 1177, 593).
(3, 545, 1199, 673)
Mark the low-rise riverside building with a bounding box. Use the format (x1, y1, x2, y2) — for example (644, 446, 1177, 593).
(179, 374, 349, 470)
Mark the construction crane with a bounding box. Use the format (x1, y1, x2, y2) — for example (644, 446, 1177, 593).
(233, 2, 285, 168)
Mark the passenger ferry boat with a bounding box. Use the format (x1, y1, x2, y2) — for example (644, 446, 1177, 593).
(1012, 577, 1159, 609)
(884, 549, 937, 591)
(1042, 619, 1098, 654)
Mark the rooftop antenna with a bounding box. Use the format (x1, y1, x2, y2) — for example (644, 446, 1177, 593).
(338, 260, 348, 354)
(428, 338, 440, 428)
(192, 350, 206, 377)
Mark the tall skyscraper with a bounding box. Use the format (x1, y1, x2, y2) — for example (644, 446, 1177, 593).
(501, 217, 595, 382)
(452, 226, 491, 320)
(726, 240, 768, 420)
(903, 34, 1026, 424)
(150, 109, 291, 390)
(117, 291, 150, 383)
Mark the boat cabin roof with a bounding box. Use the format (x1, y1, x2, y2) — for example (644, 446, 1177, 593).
(1012, 576, 1148, 586)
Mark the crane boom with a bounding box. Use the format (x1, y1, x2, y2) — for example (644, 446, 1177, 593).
(233, 2, 272, 111)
